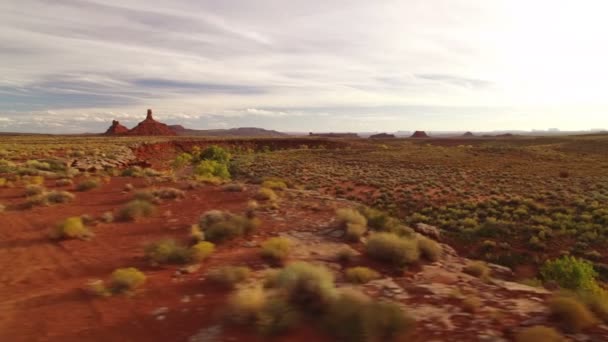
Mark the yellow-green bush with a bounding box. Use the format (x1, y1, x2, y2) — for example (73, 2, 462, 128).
(366, 233, 420, 267)
(46, 190, 75, 204)
(109, 267, 146, 294)
(336, 208, 367, 228)
(144, 239, 191, 264)
(463, 261, 490, 280)
(275, 262, 335, 312)
(261, 179, 287, 190)
(199, 210, 259, 243)
(117, 200, 155, 221)
(50, 217, 92, 240)
(345, 267, 380, 284)
(76, 178, 100, 191)
(515, 326, 565, 342)
(345, 223, 366, 242)
(208, 266, 251, 288)
(191, 241, 215, 261)
(324, 289, 414, 342)
(541, 256, 597, 291)
(255, 187, 278, 202)
(25, 184, 45, 197)
(548, 295, 597, 332)
(194, 160, 230, 180)
(151, 187, 185, 200)
(227, 285, 267, 324)
(260, 237, 291, 263)
(417, 236, 442, 262)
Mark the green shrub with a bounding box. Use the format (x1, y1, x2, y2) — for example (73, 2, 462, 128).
(256, 296, 299, 335)
(121, 166, 144, 177)
(194, 160, 230, 180)
(359, 206, 404, 233)
(151, 187, 185, 199)
(255, 187, 278, 201)
(199, 210, 259, 243)
(345, 223, 366, 242)
(261, 179, 287, 190)
(223, 183, 246, 192)
(117, 200, 155, 221)
(548, 295, 597, 332)
(345, 267, 380, 284)
(133, 190, 156, 202)
(76, 178, 100, 191)
(144, 239, 191, 264)
(336, 248, 357, 263)
(260, 237, 291, 263)
(227, 285, 267, 324)
(275, 262, 336, 312)
(336, 208, 367, 228)
(417, 236, 442, 262)
(200, 145, 231, 163)
(324, 289, 414, 342)
(173, 152, 193, 169)
(50, 217, 92, 240)
(208, 266, 251, 288)
(45, 190, 75, 204)
(541, 256, 598, 290)
(191, 241, 215, 261)
(109, 267, 146, 294)
(366, 233, 420, 267)
(25, 184, 45, 196)
(463, 261, 490, 279)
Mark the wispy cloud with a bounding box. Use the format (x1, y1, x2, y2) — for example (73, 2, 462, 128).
(1, 0, 607, 132)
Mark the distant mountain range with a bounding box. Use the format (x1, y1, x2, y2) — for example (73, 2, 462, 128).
(169, 125, 287, 137)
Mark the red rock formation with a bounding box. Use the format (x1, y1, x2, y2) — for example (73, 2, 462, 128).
(127, 109, 176, 136)
(104, 120, 129, 135)
(369, 133, 395, 139)
(411, 131, 429, 138)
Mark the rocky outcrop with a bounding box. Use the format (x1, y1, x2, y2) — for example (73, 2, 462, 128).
(411, 131, 429, 138)
(370, 133, 396, 139)
(128, 109, 176, 136)
(104, 120, 129, 135)
(462, 131, 474, 137)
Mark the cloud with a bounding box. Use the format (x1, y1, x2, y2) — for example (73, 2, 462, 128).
(1, 0, 607, 132)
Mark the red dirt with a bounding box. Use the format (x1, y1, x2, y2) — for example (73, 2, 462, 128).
(0, 177, 338, 342)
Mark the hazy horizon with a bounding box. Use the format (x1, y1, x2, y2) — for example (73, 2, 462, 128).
(2, 0, 607, 133)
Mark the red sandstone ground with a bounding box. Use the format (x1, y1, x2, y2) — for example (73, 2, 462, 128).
(0, 176, 338, 342)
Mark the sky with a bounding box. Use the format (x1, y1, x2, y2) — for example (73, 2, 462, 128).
(1, 0, 607, 133)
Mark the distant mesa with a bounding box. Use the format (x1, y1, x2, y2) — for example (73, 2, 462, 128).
(104, 109, 176, 136)
(411, 131, 429, 138)
(369, 133, 395, 139)
(169, 124, 186, 133)
(127, 109, 176, 136)
(104, 120, 128, 135)
(462, 131, 475, 137)
(104, 110, 289, 137)
(309, 132, 359, 138)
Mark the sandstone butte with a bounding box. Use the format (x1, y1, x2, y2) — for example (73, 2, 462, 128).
(104, 109, 177, 136)
(411, 130, 429, 138)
